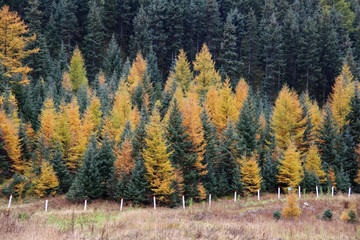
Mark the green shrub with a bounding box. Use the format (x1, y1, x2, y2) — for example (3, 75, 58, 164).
(348, 210, 357, 223)
(322, 209, 333, 221)
(273, 210, 281, 221)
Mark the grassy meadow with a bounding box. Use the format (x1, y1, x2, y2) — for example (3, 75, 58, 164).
(1, 193, 360, 240)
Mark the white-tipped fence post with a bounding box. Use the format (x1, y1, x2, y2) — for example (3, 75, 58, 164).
(182, 195, 185, 210)
(45, 198, 48, 212)
(299, 185, 301, 199)
(120, 198, 123, 212)
(209, 193, 212, 208)
(153, 196, 156, 210)
(316, 185, 319, 198)
(332, 185, 334, 197)
(278, 187, 280, 200)
(84, 199, 87, 211)
(348, 187, 351, 198)
(234, 191, 237, 203)
(258, 189, 260, 201)
(8, 194, 12, 209)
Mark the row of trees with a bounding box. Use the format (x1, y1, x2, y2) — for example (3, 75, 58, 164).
(1, 0, 360, 102)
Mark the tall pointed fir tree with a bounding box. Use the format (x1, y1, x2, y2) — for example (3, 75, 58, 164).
(130, 6, 152, 59)
(103, 34, 122, 80)
(205, 0, 222, 57)
(51, 143, 72, 193)
(218, 11, 241, 87)
(347, 87, 360, 146)
(83, 0, 105, 83)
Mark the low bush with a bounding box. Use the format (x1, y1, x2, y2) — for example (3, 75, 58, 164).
(322, 209, 333, 221)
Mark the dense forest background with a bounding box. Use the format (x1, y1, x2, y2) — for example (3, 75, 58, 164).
(1, 0, 360, 205)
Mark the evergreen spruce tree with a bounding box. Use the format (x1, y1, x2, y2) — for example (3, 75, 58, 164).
(130, 6, 152, 59)
(57, 0, 79, 54)
(103, 35, 122, 80)
(218, 12, 241, 87)
(261, 153, 278, 192)
(66, 136, 102, 202)
(51, 143, 72, 193)
(347, 88, 360, 145)
(83, 0, 105, 83)
(335, 166, 351, 193)
(205, 0, 222, 56)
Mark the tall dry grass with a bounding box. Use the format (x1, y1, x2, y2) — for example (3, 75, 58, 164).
(0, 193, 359, 239)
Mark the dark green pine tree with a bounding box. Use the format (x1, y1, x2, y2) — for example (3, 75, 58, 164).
(352, 1, 360, 63)
(146, 46, 161, 85)
(189, 0, 206, 58)
(124, 156, 148, 205)
(57, 0, 79, 54)
(166, 99, 201, 199)
(317, 107, 341, 172)
(297, 16, 321, 97)
(242, 8, 260, 86)
(300, 93, 315, 153)
(318, 10, 341, 103)
(24, 0, 50, 81)
(97, 135, 116, 198)
(260, 13, 284, 95)
(51, 143, 72, 193)
(45, 11, 60, 58)
(67, 136, 103, 202)
(77, 85, 89, 115)
(83, 0, 106, 84)
(103, 35, 122, 80)
(260, 153, 279, 193)
(205, 0, 222, 57)
(147, 0, 168, 76)
(282, 8, 299, 88)
(335, 166, 351, 193)
(132, 107, 149, 159)
(216, 121, 239, 196)
(129, 6, 152, 59)
(103, 0, 120, 39)
(346, 86, 360, 145)
(339, 126, 358, 184)
(166, 0, 185, 61)
(0, 129, 10, 182)
(236, 97, 259, 157)
(200, 108, 218, 195)
(343, 36, 359, 79)
(219, 12, 241, 87)
(300, 169, 320, 193)
(230, 8, 245, 68)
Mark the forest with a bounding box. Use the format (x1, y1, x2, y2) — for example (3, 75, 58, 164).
(0, 0, 360, 206)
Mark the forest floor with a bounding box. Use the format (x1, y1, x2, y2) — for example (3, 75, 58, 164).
(0, 193, 359, 240)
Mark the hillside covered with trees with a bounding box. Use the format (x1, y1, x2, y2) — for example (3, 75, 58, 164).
(1, 0, 360, 205)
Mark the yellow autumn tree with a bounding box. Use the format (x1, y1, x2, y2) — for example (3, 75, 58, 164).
(235, 78, 249, 113)
(39, 98, 57, 147)
(114, 139, 134, 178)
(181, 90, 207, 173)
(127, 52, 147, 95)
(241, 154, 262, 194)
(277, 141, 304, 189)
(193, 44, 221, 98)
(69, 46, 88, 91)
(329, 64, 355, 129)
(143, 108, 175, 203)
(174, 49, 193, 94)
(328, 167, 336, 188)
(0, 5, 39, 83)
(82, 95, 102, 137)
(272, 85, 306, 151)
(213, 79, 238, 132)
(283, 194, 301, 219)
(33, 161, 59, 197)
(304, 144, 326, 183)
(103, 85, 132, 143)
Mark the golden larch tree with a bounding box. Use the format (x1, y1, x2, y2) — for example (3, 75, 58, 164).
(304, 144, 326, 183)
(69, 46, 88, 91)
(33, 161, 59, 197)
(127, 52, 147, 95)
(277, 141, 304, 189)
(283, 194, 301, 219)
(82, 95, 102, 137)
(271, 85, 306, 151)
(193, 44, 221, 98)
(143, 108, 175, 203)
(241, 154, 262, 194)
(39, 98, 57, 147)
(114, 139, 134, 178)
(174, 49, 193, 94)
(235, 78, 249, 113)
(0, 5, 39, 83)
(329, 64, 355, 130)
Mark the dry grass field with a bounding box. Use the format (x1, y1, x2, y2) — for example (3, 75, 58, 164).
(1, 193, 360, 240)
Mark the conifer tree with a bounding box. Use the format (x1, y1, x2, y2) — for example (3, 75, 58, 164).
(0, 5, 39, 83)
(261, 154, 278, 192)
(130, 6, 152, 58)
(83, 0, 105, 83)
(124, 156, 148, 205)
(193, 44, 221, 98)
(277, 141, 304, 189)
(38, 98, 57, 147)
(51, 143, 72, 193)
(304, 144, 326, 183)
(114, 137, 134, 178)
(241, 154, 262, 194)
(205, 0, 222, 55)
(143, 107, 175, 203)
(69, 46, 88, 92)
(347, 86, 360, 145)
(174, 49, 193, 94)
(103, 35, 122, 79)
(271, 85, 306, 151)
(33, 161, 59, 197)
(283, 194, 301, 218)
(219, 12, 241, 86)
